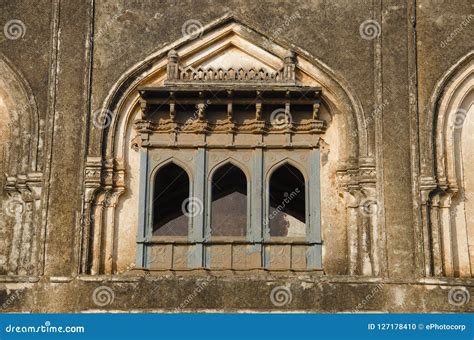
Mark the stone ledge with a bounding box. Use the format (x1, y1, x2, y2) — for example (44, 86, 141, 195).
(0, 275, 472, 313)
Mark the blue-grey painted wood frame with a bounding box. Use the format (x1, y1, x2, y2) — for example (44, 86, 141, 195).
(137, 147, 322, 270)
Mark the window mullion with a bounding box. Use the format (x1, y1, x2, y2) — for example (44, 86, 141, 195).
(250, 147, 264, 265)
(308, 148, 322, 269)
(136, 147, 149, 268)
(188, 147, 206, 268)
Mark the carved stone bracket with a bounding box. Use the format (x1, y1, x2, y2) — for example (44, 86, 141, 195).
(135, 87, 325, 143)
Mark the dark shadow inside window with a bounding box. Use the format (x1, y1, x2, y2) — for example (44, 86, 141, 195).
(153, 163, 189, 236)
(269, 164, 306, 237)
(211, 163, 247, 236)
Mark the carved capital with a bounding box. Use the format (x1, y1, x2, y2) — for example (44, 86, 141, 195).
(439, 191, 453, 208)
(337, 157, 376, 190)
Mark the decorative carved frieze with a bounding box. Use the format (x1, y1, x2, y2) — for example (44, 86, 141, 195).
(135, 86, 325, 137)
(165, 49, 297, 85)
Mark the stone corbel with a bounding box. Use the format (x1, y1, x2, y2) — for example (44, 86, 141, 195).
(131, 134, 142, 152)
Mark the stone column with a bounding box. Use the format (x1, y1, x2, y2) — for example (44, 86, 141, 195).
(439, 192, 454, 276)
(90, 192, 106, 275)
(420, 190, 433, 276)
(166, 50, 179, 80)
(283, 50, 296, 81)
(82, 157, 103, 273)
(430, 193, 443, 276)
(343, 190, 361, 275)
(360, 187, 377, 276)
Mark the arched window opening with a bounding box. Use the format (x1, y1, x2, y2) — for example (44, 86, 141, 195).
(269, 164, 306, 237)
(211, 163, 247, 236)
(153, 163, 190, 236)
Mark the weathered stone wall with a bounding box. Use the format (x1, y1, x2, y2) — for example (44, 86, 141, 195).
(0, 0, 472, 312)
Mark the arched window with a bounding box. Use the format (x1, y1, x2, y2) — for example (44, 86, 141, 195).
(210, 163, 247, 236)
(152, 162, 190, 236)
(268, 163, 306, 237)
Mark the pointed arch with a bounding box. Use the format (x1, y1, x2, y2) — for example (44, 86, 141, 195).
(422, 51, 474, 181)
(208, 157, 250, 182)
(151, 160, 191, 236)
(421, 51, 474, 277)
(90, 15, 368, 164)
(266, 157, 308, 183)
(0, 53, 40, 175)
(0, 53, 42, 276)
(150, 157, 194, 183)
(266, 160, 307, 238)
(82, 14, 369, 273)
(209, 160, 249, 237)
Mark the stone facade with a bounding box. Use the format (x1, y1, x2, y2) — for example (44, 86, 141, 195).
(0, 0, 473, 312)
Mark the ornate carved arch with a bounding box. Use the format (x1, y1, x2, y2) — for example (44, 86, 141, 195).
(420, 51, 474, 277)
(0, 54, 43, 275)
(81, 15, 375, 275)
(266, 157, 308, 183)
(208, 157, 250, 182)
